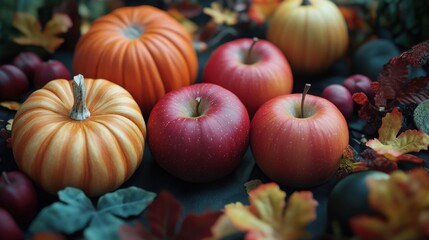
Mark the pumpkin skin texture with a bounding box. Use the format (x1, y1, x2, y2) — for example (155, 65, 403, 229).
(11, 75, 146, 197)
(72, 5, 198, 117)
(267, 0, 349, 74)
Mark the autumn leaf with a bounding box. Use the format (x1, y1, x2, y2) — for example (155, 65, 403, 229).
(119, 190, 222, 240)
(351, 169, 429, 240)
(203, 2, 238, 26)
(12, 12, 72, 53)
(215, 182, 318, 240)
(366, 107, 429, 163)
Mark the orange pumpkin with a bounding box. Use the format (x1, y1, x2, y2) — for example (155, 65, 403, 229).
(11, 74, 146, 197)
(267, 0, 349, 74)
(73, 5, 198, 117)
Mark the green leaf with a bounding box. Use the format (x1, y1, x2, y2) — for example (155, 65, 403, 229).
(97, 186, 157, 218)
(29, 188, 94, 234)
(58, 187, 95, 209)
(84, 213, 124, 240)
(29, 186, 156, 240)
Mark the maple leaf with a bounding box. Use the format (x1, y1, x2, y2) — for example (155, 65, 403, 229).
(12, 12, 72, 53)
(203, 2, 238, 26)
(350, 169, 429, 240)
(366, 107, 429, 163)
(119, 190, 222, 240)
(214, 182, 318, 240)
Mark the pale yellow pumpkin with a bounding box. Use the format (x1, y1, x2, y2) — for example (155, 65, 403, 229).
(267, 0, 349, 74)
(11, 75, 146, 197)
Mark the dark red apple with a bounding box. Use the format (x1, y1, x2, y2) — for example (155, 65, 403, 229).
(203, 37, 293, 117)
(250, 84, 349, 188)
(0, 64, 30, 101)
(0, 208, 23, 240)
(343, 74, 373, 97)
(148, 83, 250, 182)
(12, 51, 43, 80)
(33, 60, 71, 88)
(0, 171, 38, 226)
(321, 84, 354, 121)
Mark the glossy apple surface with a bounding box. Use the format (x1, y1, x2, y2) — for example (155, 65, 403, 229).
(250, 93, 349, 188)
(321, 84, 354, 121)
(203, 38, 293, 117)
(0, 171, 38, 226)
(12, 51, 43, 79)
(148, 83, 250, 182)
(343, 74, 373, 97)
(0, 64, 30, 101)
(33, 59, 71, 88)
(0, 208, 23, 240)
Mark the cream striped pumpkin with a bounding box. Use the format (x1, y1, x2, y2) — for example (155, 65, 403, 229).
(11, 74, 146, 196)
(267, 0, 349, 74)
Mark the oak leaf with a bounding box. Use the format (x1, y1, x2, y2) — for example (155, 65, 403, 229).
(215, 182, 318, 240)
(366, 107, 429, 163)
(351, 169, 429, 240)
(12, 12, 72, 53)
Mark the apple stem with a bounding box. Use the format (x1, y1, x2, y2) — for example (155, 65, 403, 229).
(301, 0, 312, 6)
(69, 74, 90, 121)
(301, 84, 311, 118)
(195, 97, 202, 116)
(2, 172, 11, 185)
(246, 37, 259, 65)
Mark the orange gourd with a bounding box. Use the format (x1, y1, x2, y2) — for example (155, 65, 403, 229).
(73, 5, 198, 117)
(267, 0, 349, 74)
(11, 74, 146, 197)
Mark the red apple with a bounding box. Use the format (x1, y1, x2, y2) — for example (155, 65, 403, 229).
(33, 60, 71, 88)
(0, 208, 23, 240)
(321, 84, 354, 121)
(203, 37, 293, 117)
(148, 83, 250, 182)
(342, 74, 373, 97)
(0, 171, 38, 226)
(12, 51, 43, 80)
(0, 64, 30, 101)
(250, 84, 349, 188)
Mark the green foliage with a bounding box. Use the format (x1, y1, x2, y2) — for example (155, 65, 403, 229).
(29, 186, 156, 240)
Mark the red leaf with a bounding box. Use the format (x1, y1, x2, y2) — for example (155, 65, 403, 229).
(119, 222, 153, 240)
(352, 92, 369, 105)
(146, 191, 182, 239)
(176, 211, 222, 240)
(397, 39, 429, 67)
(375, 59, 408, 107)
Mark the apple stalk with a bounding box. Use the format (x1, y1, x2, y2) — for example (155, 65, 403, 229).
(246, 37, 259, 65)
(195, 97, 202, 116)
(301, 83, 311, 118)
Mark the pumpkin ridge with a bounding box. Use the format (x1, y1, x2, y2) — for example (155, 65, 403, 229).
(144, 36, 188, 91)
(149, 30, 197, 85)
(82, 121, 121, 195)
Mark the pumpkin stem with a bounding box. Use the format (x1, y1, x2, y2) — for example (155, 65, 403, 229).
(70, 74, 90, 121)
(301, 83, 311, 118)
(2, 172, 11, 185)
(246, 37, 259, 65)
(301, 0, 312, 6)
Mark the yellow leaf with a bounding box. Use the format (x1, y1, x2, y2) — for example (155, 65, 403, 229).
(351, 169, 429, 240)
(366, 107, 429, 161)
(203, 2, 238, 26)
(12, 12, 72, 53)
(221, 183, 317, 240)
